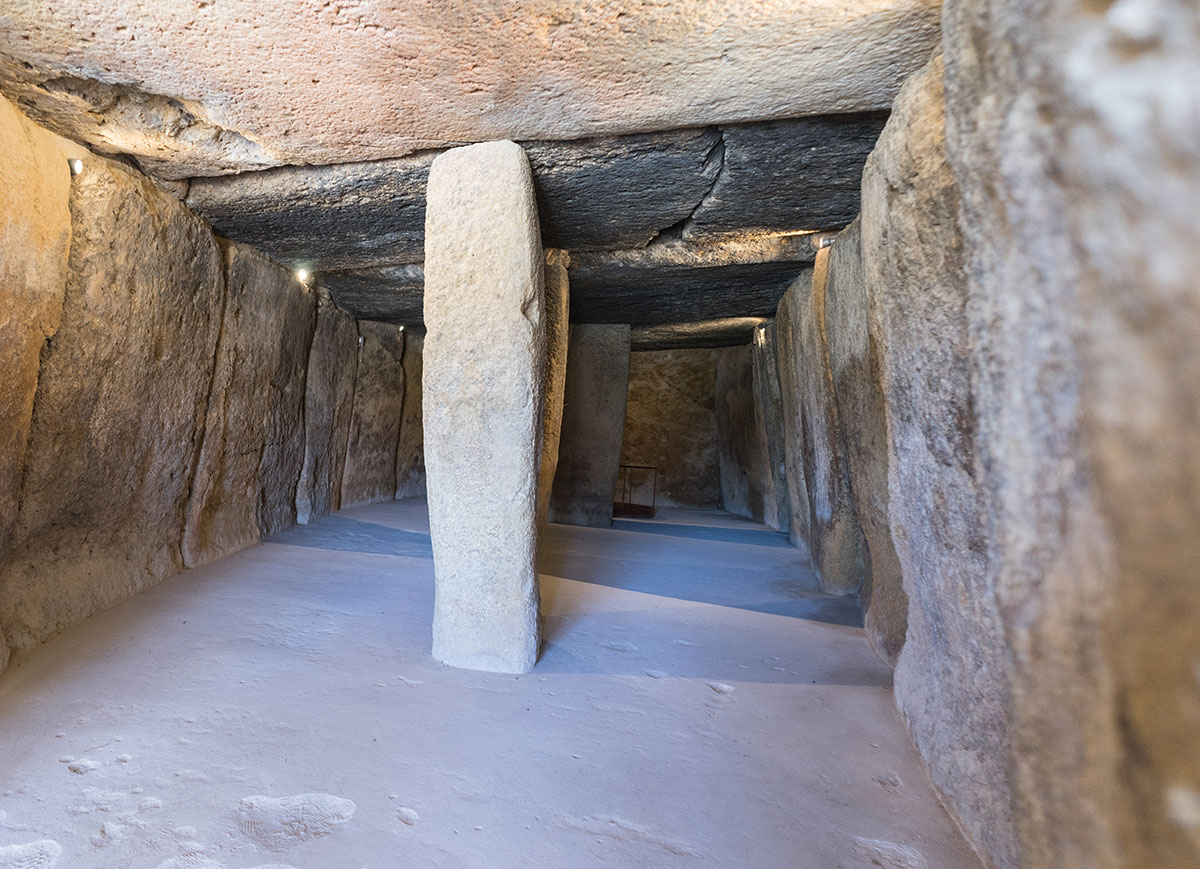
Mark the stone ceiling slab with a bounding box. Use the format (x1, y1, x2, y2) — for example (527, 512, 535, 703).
(632, 318, 767, 351)
(0, 0, 941, 178)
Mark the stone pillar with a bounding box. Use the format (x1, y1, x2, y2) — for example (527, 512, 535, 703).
(423, 141, 544, 674)
(715, 345, 767, 522)
(537, 249, 571, 525)
(549, 324, 631, 527)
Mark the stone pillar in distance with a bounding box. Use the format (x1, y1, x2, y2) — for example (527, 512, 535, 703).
(423, 141, 544, 674)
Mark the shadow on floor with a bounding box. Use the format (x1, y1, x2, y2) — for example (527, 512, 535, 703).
(268, 515, 433, 558)
(610, 519, 793, 548)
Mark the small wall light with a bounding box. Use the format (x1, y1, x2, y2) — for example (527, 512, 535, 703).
(69, 159, 83, 176)
(295, 268, 310, 282)
(398, 325, 405, 332)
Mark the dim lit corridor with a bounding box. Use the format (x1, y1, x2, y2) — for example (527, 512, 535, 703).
(0, 500, 975, 868)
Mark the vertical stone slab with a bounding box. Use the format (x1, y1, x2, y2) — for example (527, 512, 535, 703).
(341, 320, 406, 509)
(715, 345, 767, 521)
(423, 140, 544, 674)
(861, 54, 1013, 864)
(621, 349, 721, 509)
(774, 279, 812, 550)
(550, 324, 631, 527)
(751, 322, 791, 533)
(182, 243, 316, 567)
(0, 157, 224, 652)
(394, 328, 426, 500)
(823, 218, 908, 665)
(776, 264, 867, 595)
(536, 249, 571, 524)
(297, 286, 359, 524)
(0, 97, 72, 672)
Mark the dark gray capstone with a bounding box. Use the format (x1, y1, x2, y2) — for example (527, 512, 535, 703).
(631, 317, 764, 351)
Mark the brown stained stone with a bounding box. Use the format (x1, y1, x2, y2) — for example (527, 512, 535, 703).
(296, 286, 359, 525)
(394, 329, 426, 500)
(537, 250, 570, 525)
(0, 157, 224, 653)
(341, 320, 407, 510)
(0, 97, 73, 671)
(715, 345, 767, 522)
(621, 349, 720, 510)
(823, 218, 908, 665)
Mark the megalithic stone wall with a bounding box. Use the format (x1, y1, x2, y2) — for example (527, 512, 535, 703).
(341, 320, 407, 509)
(394, 328, 427, 500)
(715, 345, 767, 522)
(750, 323, 791, 533)
(536, 249, 571, 526)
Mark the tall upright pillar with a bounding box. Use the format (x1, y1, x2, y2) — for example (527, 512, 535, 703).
(423, 141, 544, 674)
(549, 324, 631, 527)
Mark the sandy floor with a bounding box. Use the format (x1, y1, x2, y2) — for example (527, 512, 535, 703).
(0, 500, 979, 868)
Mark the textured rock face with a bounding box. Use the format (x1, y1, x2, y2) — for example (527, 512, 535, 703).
(631, 317, 764, 351)
(750, 323, 790, 533)
(550, 325, 631, 527)
(715, 346, 766, 521)
(394, 330, 426, 500)
(537, 251, 570, 524)
(0, 158, 224, 652)
(423, 141, 543, 674)
(0, 0, 941, 177)
(296, 287, 359, 524)
(0, 97, 72, 672)
(861, 53, 1011, 862)
(773, 272, 813, 550)
(621, 350, 721, 510)
(683, 113, 889, 241)
(822, 219, 907, 665)
(935, 0, 1200, 862)
(323, 264, 425, 325)
(183, 244, 316, 567)
(341, 321, 407, 510)
(776, 267, 866, 595)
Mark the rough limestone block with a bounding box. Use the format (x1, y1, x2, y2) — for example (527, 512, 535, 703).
(340, 320, 407, 509)
(823, 218, 908, 666)
(715, 346, 767, 521)
(394, 329, 426, 500)
(0, 97, 73, 673)
(537, 250, 570, 524)
(776, 267, 866, 594)
(550, 324, 631, 527)
(0, 157, 224, 653)
(296, 287, 359, 524)
(621, 350, 721, 509)
(773, 289, 813, 550)
(750, 322, 791, 533)
(937, 0, 1200, 860)
(423, 140, 544, 674)
(183, 244, 316, 567)
(861, 54, 1012, 862)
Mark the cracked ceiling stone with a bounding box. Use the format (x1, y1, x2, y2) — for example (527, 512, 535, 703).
(631, 318, 766, 351)
(322, 236, 815, 326)
(0, 0, 941, 177)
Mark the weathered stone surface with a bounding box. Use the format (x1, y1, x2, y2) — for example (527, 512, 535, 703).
(423, 141, 543, 674)
(183, 244, 316, 567)
(750, 322, 791, 533)
(394, 329, 426, 500)
(187, 153, 433, 271)
(340, 320, 407, 510)
(631, 317, 763, 351)
(774, 275, 813, 550)
(861, 54, 1010, 863)
(683, 113, 890, 240)
(550, 325, 631, 527)
(322, 264, 425, 325)
(776, 266, 867, 594)
(0, 157, 224, 653)
(823, 219, 907, 665)
(537, 250, 570, 525)
(569, 235, 814, 325)
(934, 0, 1200, 861)
(0, 1, 941, 176)
(296, 287, 359, 525)
(621, 350, 720, 509)
(715, 346, 766, 521)
(0, 97, 72, 673)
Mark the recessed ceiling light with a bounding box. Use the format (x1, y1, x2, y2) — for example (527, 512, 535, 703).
(296, 268, 310, 282)
(70, 159, 83, 175)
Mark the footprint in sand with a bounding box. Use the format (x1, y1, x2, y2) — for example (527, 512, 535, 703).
(706, 682, 735, 695)
(396, 807, 420, 826)
(604, 641, 638, 653)
(0, 839, 63, 869)
(852, 836, 928, 869)
(234, 793, 355, 851)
